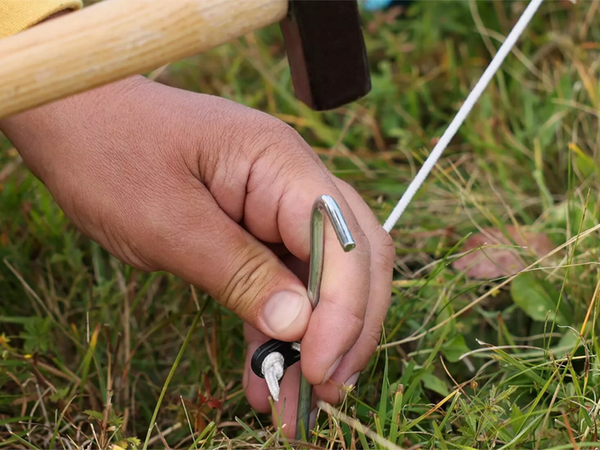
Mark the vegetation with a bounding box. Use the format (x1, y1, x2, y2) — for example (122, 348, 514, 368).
(1, 1, 599, 448)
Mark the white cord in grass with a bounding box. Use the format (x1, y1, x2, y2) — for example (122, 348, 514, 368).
(382, 0, 545, 233)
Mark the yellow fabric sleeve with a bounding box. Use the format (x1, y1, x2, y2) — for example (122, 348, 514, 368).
(0, 0, 82, 38)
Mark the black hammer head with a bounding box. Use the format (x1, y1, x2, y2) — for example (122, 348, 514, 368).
(280, 0, 372, 111)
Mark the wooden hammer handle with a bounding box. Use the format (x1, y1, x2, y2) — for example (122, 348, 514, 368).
(0, 0, 288, 119)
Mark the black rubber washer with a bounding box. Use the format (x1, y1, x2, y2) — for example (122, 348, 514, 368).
(251, 339, 301, 379)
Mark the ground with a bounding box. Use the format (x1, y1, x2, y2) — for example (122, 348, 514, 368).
(1, 1, 599, 449)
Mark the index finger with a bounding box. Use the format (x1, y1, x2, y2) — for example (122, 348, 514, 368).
(242, 129, 370, 385)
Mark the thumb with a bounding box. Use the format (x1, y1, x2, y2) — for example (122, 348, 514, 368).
(152, 191, 312, 342)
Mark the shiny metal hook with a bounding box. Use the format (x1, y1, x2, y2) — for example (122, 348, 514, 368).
(307, 195, 356, 308)
(296, 194, 355, 440)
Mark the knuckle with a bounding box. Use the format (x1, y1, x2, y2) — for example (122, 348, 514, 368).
(248, 117, 320, 167)
(258, 117, 302, 147)
(238, 115, 298, 156)
(244, 119, 325, 196)
(217, 246, 277, 314)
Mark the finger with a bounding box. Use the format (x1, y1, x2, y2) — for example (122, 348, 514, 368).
(299, 224, 370, 386)
(314, 179, 395, 404)
(243, 131, 371, 385)
(148, 180, 313, 342)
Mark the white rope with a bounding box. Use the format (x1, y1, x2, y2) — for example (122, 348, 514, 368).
(382, 0, 545, 233)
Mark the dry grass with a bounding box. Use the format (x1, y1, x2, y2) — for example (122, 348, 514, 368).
(1, 1, 600, 448)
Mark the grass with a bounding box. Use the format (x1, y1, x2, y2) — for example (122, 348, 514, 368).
(1, 0, 600, 448)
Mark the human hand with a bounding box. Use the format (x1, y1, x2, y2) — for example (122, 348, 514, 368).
(0, 76, 394, 436)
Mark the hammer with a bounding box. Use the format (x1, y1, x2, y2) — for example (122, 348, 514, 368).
(0, 0, 371, 119)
